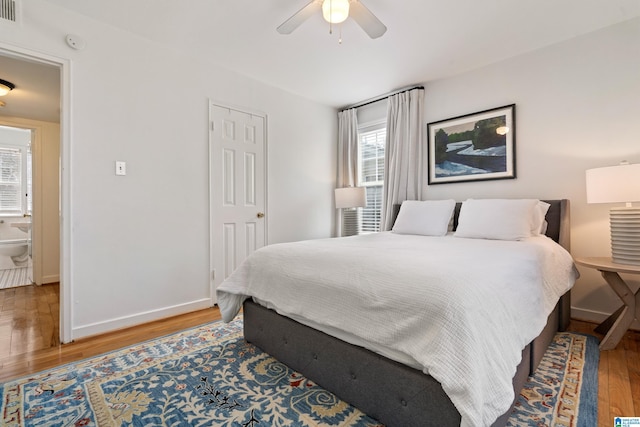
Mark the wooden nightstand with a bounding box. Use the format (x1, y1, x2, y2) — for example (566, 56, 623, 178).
(574, 257, 640, 350)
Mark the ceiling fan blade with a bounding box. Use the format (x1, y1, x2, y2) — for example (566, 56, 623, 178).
(277, 1, 323, 35)
(349, 0, 387, 39)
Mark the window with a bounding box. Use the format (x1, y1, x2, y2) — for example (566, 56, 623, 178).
(26, 146, 32, 214)
(0, 126, 32, 216)
(357, 123, 385, 233)
(0, 147, 23, 214)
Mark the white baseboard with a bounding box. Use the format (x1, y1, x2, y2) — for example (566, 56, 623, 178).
(42, 274, 59, 284)
(571, 306, 640, 331)
(69, 303, 640, 342)
(71, 298, 213, 340)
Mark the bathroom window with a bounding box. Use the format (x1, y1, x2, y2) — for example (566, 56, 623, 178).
(0, 125, 31, 216)
(26, 145, 32, 214)
(0, 147, 25, 215)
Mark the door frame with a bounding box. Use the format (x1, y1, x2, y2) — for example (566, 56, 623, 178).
(208, 100, 268, 305)
(0, 43, 72, 343)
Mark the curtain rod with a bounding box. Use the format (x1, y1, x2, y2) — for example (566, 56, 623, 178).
(340, 85, 424, 112)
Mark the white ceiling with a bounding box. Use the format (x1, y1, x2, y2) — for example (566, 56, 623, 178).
(2, 0, 640, 123)
(0, 54, 60, 123)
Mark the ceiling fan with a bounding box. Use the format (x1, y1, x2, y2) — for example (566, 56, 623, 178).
(277, 0, 387, 39)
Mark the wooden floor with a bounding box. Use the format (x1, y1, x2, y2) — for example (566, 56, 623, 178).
(569, 318, 640, 425)
(0, 283, 221, 383)
(0, 282, 59, 359)
(0, 282, 638, 425)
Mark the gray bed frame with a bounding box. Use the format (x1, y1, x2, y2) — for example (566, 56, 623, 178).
(243, 199, 571, 427)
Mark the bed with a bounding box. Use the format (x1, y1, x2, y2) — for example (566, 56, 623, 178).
(216, 199, 577, 427)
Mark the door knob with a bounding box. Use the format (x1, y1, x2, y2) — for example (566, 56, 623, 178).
(257, 212, 265, 218)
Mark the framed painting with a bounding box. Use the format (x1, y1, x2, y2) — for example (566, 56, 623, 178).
(427, 104, 515, 184)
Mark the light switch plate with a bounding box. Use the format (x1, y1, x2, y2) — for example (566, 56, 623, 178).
(115, 161, 126, 176)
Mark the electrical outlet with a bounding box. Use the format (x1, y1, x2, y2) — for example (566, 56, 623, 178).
(115, 161, 126, 176)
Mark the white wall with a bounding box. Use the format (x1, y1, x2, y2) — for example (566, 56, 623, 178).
(421, 17, 640, 325)
(0, 1, 337, 339)
(356, 99, 388, 126)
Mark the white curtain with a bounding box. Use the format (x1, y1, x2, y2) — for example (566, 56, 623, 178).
(381, 88, 425, 231)
(336, 108, 359, 235)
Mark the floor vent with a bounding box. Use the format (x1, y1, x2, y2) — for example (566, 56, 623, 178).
(0, 0, 19, 24)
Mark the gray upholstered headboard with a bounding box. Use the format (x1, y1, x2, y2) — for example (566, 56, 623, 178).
(391, 199, 571, 251)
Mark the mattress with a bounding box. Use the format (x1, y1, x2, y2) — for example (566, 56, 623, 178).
(217, 232, 577, 426)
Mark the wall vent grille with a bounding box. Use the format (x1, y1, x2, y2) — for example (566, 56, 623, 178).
(0, 0, 19, 23)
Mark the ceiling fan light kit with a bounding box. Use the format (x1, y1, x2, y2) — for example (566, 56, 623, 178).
(277, 0, 387, 40)
(322, 0, 350, 24)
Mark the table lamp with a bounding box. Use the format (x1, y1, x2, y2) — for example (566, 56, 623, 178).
(335, 187, 366, 236)
(586, 161, 640, 265)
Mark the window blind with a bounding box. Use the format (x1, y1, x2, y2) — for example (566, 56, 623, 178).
(0, 147, 22, 213)
(26, 146, 32, 214)
(357, 126, 385, 233)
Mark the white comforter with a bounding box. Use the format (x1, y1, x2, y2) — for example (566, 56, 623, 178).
(216, 232, 577, 427)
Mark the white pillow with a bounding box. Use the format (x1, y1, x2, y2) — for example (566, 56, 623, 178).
(532, 201, 551, 235)
(454, 199, 540, 241)
(392, 199, 456, 236)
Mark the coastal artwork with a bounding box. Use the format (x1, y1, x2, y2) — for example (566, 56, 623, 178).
(427, 105, 515, 184)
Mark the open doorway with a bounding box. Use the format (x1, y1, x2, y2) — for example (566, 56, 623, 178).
(0, 46, 65, 357)
(0, 125, 33, 289)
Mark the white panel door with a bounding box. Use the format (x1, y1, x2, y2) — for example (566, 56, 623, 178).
(209, 103, 267, 303)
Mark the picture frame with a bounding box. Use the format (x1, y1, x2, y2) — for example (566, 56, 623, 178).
(427, 104, 515, 185)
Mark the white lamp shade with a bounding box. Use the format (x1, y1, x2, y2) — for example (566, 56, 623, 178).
(586, 163, 640, 204)
(335, 187, 366, 209)
(322, 0, 350, 24)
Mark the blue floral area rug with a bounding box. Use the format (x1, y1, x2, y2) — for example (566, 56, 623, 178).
(507, 332, 599, 427)
(0, 318, 598, 426)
